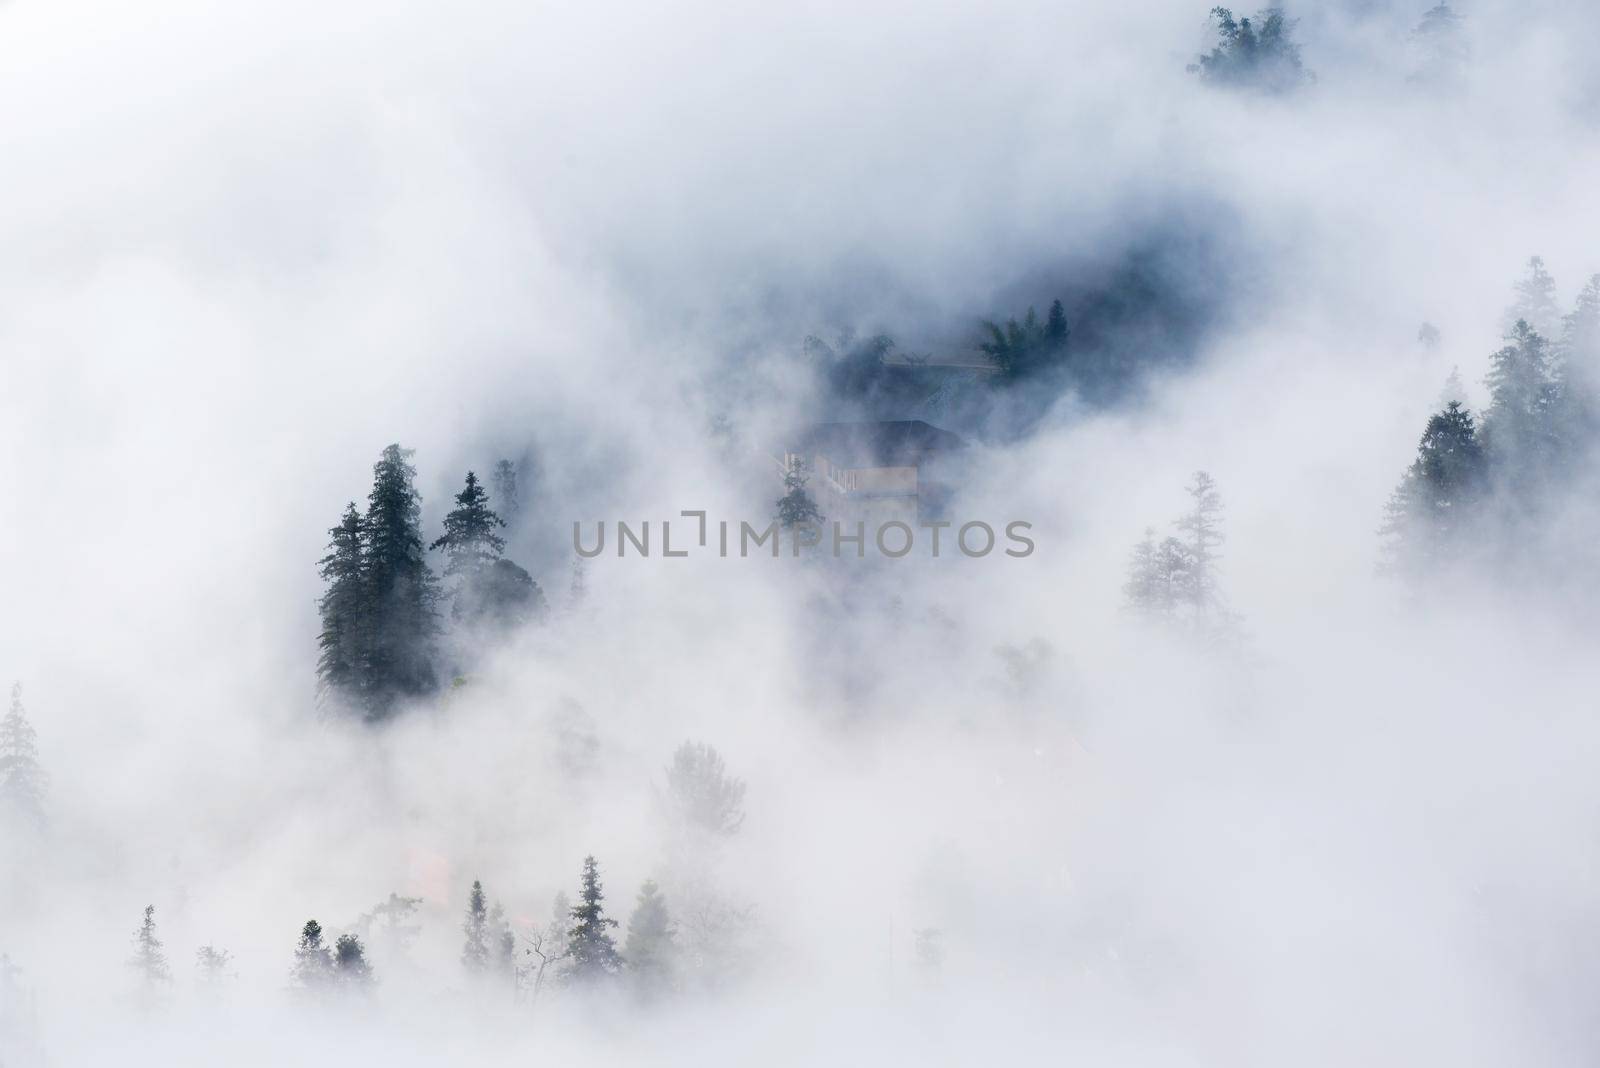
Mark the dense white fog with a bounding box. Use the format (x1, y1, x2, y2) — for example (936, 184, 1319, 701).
(4, 0, 1600, 1064)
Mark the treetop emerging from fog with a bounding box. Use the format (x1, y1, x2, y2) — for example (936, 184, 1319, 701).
(1191, 6, 1313, 94)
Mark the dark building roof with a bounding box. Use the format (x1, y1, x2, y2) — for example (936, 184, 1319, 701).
(784, 420, 967, 469)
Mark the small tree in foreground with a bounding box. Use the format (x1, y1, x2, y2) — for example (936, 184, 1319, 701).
(562, 856, 622, 986)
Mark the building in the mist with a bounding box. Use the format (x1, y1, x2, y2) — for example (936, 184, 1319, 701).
(774, 420, 967, 526)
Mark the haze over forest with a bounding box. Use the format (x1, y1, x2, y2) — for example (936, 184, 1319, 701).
(5, 2, 1600, 1065)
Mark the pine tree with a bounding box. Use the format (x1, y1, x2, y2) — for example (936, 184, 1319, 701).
(546, 890, 573, 960)
(1409, 4, 1467, 83)
(1190, 7, 1311, 94)
(663, 741, 746, 838)
(316, 504, 368, 709)
(490, 901, 517, 983)
(1507, 256, 1561, 338)
(129, 905, 172, 990)
(1045, 299, 1068, 350)
(1123, 530, 1193, 621)
(362, 444, 440, 719)
(1553, 276, 1600, 447)
(433, 472, 545, 626)
(1437, 366, 1469, 410)
(1124, 473, 1236, 638)
(195, 945, 235, 987)
(462, 880, 490, 973)
(624, 880, 676, 1001)
(978, 300, 1070, 380)
(562, 856, 622, 985)
(1381, 401, 1488, 578)
(1482, 320, 1560, 489)
(292, 919, 334, 991)
(1174, 471, 1225, 618)
(432, 473, 507, 584)
(776, 457, 823, 530)
(332, 934, 375, 993)
(1563, 275, 1600, 369)
(492, 459, 520, 525)
(0, 683, 46, 826)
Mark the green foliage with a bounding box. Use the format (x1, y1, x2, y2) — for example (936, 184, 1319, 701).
(1191, 7, 1311, 95)
(562, 856, 622, 985)
(978, 299, 1069, 380)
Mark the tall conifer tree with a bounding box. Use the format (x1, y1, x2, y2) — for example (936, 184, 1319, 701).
(316, 504, 368, 709)
(562, 856, 622, 985)
(129, 906, 172, 990)
(362, 444, 440, 718)
(1381, 400, 1487, 577)
(462, 879, 490, 973)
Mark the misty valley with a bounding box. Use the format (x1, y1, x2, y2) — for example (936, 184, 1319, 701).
(6, 2, 1600, 1066)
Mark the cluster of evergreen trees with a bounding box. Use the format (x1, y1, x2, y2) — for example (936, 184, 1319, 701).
(978, 299, 1071, 382)
(276, 857, 675, 1007)
(1124, 472, 1240, 643)
(1190, 6, 1312, 94)
(317, 446, 545, 722)
(1382, 259, 1600, 585)
(105, 741, 744, 1012)
(1188, 4, 1469, 94)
